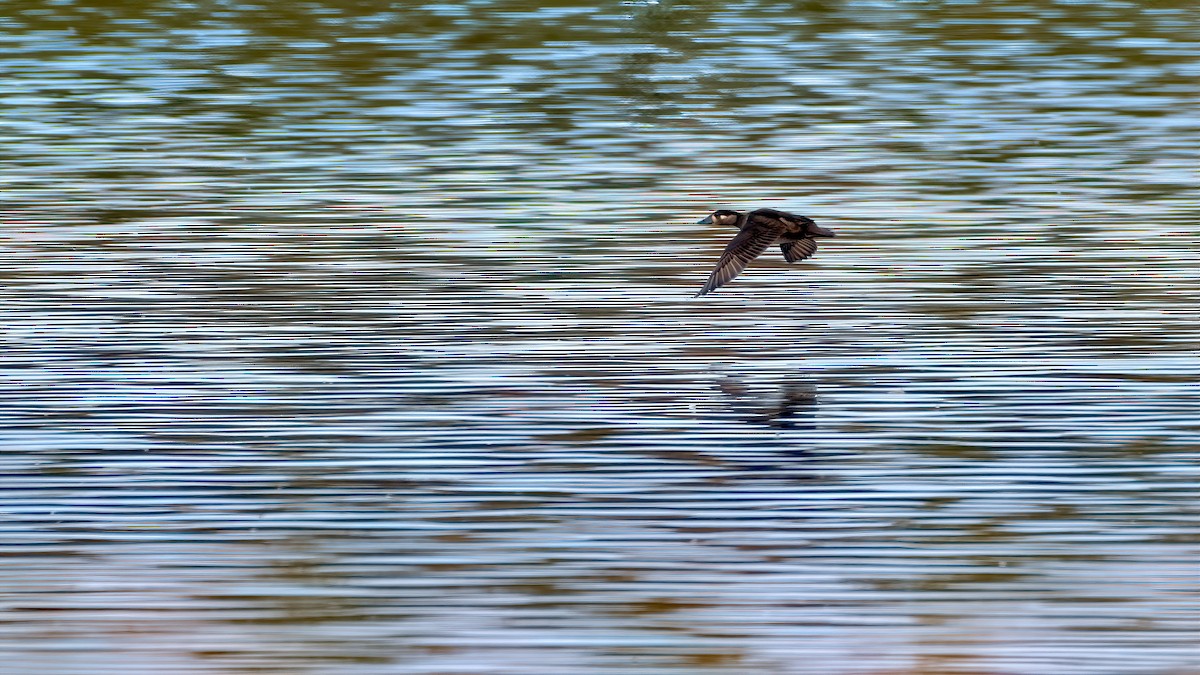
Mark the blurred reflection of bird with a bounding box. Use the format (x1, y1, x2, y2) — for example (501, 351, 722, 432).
(695, 208, 836, 296)
(716, 376, 819, 430)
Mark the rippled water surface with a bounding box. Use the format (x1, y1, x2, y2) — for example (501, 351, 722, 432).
(3, 1, 1198, 673)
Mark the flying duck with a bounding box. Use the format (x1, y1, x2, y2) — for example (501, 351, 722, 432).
(696, 208, 835, 296)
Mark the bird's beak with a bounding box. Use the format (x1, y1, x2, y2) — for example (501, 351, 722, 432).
(811, 224, 836, 238)
(697, 215, 713, 224)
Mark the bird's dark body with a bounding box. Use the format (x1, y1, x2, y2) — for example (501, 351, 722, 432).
(695, 208, 835, 296)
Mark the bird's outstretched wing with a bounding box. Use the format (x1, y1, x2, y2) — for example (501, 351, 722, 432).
(697, 217, 784, 296)
(780, 238, 818, 263)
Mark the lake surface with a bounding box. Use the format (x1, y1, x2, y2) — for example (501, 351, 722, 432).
(2, 1, 1198, 673)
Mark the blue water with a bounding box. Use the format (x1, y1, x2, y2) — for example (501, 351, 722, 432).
(1, 1, 1198, 672)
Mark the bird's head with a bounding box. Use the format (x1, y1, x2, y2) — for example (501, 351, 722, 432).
(697, 210, 742, 226)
